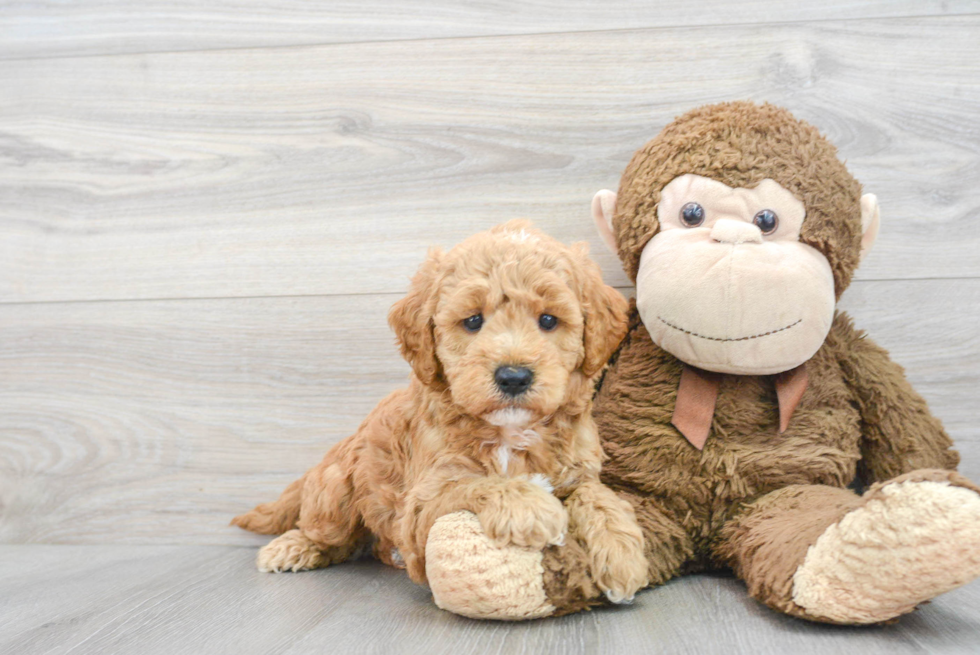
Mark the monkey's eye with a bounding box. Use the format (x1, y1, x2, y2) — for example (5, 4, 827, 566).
(538, 314, 559, 331)
(753, 209, 779, 234)
(462, 314, 484, 332)
(680, 202, 705, 227)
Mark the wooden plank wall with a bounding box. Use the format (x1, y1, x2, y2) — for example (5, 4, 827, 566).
(1, 2, 978, 545)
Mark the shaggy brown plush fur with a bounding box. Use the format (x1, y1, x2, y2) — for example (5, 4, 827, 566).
(233, 221, 649, 600)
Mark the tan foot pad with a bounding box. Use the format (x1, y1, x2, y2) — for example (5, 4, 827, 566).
(793, 480, 980, 624)
(426, 511, 555, 620)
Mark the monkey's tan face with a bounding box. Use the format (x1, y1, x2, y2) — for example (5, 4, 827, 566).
(635, 175, 836, 375)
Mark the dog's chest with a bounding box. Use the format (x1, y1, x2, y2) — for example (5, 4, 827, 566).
(489, 424, 572, 493)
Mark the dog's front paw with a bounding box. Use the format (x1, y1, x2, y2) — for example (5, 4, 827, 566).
(589, 531, 649, 604)
(479, 481, 568, 550)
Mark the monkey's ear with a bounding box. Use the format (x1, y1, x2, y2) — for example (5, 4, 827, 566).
(859, 193, 881, 263)
(388, 248, 444, 386)
(591, 190, 618, 254)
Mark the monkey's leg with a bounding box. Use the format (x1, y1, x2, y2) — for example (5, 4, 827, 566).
(716, 470, 980, 624)
(425, 493, 693, 620)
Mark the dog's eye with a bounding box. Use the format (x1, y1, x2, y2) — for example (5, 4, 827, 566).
(538, 314, 558, 331)
(462, 314, 483, 332)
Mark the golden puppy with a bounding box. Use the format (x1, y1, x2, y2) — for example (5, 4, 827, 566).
(233, 220, 649, 603)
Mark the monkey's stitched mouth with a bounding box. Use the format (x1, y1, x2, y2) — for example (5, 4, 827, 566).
(658, 316, 802, 342)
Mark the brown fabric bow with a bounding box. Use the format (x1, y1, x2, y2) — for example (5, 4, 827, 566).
(671, 363, 809, 450)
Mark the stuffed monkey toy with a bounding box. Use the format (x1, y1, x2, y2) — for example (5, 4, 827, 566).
(424, 102, 980, 624)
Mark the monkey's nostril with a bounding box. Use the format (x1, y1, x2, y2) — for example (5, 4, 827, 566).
(494, 366, 534, 396)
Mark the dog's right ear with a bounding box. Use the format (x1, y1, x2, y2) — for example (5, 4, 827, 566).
(388, 248, 445, 386)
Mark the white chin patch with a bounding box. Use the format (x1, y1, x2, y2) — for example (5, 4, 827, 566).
(484, 407, 533, 427)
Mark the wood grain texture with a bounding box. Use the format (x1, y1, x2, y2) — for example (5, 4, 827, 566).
(1, 1, 976, 60)
(1, 545, 978, 655)
(1, 279, 976, 545)
(2, 3, 979, 647)
(2, 15, 980, 304)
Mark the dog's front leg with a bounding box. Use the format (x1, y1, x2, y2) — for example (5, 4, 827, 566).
(400, 473, 567, 584)
(565, 480, 649, 604)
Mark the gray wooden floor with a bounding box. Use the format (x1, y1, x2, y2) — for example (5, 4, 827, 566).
(2, 546, 980, 655)
(2, 1, 979, 652)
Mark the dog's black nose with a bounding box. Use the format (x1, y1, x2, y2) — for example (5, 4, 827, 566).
(494, 366, 534, 396)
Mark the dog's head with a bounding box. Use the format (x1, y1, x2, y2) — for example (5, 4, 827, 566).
(388, 220, 628, 424)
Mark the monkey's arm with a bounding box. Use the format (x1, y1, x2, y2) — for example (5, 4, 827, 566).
(830, 312, 959, 486)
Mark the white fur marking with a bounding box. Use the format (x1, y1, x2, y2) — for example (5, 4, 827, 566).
(496, 445, 511, 473)
(605, 589, 635, 605)
(528, 473, 554, 494)
(485, 407, 533, 427)
(484, 408, 542, 478)
(484, 408, 541, 451)
(390, 548, 405, 567)
(508, 228, 538, 244)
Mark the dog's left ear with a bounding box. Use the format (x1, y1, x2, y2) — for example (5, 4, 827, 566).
(388, 248, 445, 386)
(572, 244, 629, 376)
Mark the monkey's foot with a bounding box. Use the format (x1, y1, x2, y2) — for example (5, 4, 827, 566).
(792, 474, 980, 623)
(426, 511, 556, 620)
